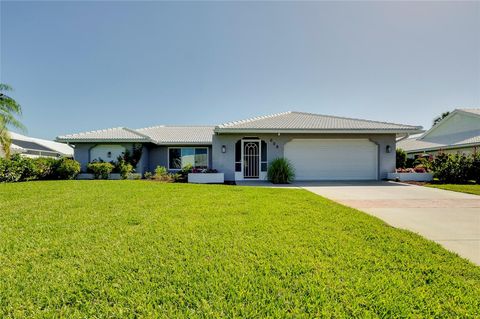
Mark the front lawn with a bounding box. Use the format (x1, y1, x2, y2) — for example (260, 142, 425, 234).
(426, 184, 480, 196)
(1, 181, 479, 317)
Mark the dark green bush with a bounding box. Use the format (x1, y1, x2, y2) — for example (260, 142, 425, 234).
(87, 162, 114, 180)
(396, 149, 407, 168)
(431, 153, 475, 184)
(267, 158, 295, 184)
(0, 155, 80, 182)
(33, 157, 57, 179)
(471, 152, 480, 184)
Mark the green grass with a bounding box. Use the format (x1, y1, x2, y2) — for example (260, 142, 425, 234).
(426, 184, 480, 196)
(1, 181, 479, 318)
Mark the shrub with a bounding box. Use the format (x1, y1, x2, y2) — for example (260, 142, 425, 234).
(267, 158, 295, 184)
(88, 162, 114, 179)
(431, 153, 472, 184)
(0, 156, 81, 182)
(114, 159, 133, 179)
(144, 171, 153, 179)
(154, 166, 168, 177)
(396, 149, 407, 168)
(33, 157, 57, 179)
(152, 166, 177, 182)
(55, 158, 81, 180)
(470, 152, 480, 184)
(0, 155, 25, 182)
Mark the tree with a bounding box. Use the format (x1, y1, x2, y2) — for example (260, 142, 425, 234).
(432, 111, 450, 127)
(396, 148, 407, 168)
(0, 84, 25, 158)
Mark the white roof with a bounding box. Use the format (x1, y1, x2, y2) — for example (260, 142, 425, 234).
(216, 111, 422, 133)
(56, 111, 423, 144)
(398, 108, 480, 152)
(136, 126, 214, 144)
(398, 130, 480, 152)
(57, 127, 149, 143)
(459, 108, 480, 116)
(10, 132, 73, 156)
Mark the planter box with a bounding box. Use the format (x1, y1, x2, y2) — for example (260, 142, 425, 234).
(188, 173, 224, 184)
(108, 173, 122, 180)
(77, 173, 94, 180)
(387, 172, 433, 182)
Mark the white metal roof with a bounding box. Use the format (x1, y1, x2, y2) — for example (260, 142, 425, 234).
(56, 127, 149, 143)
(216, 111, 422, 133)
(398, 130, 480, 152)
(136, 126, 214, 144)
(10, 132, 73, 156)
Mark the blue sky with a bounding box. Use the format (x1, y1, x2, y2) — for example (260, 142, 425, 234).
(1, 1, 479, 139)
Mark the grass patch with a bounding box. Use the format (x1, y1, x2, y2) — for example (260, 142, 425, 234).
(1, 181, 479, 317)
(426, 184, 480, 196)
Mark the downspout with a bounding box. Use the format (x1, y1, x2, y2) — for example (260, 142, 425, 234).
(396, 133, 410, 143)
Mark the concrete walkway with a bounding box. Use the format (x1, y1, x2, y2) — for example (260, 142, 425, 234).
(298, 181, 480, 265)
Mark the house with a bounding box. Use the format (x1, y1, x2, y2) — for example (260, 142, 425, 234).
(397, 108, 480, 158)
(56, 111, 422, 181)
(0, 132, 74, 158)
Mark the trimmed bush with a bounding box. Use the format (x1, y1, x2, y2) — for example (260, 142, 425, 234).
(55, 158, 81, 180)
(267, 157, 295, 184)
(87, 162, 114, 180)
(0, 155, 81, 182)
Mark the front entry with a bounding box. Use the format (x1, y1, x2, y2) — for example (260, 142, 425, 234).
(243, 141, 260, 178)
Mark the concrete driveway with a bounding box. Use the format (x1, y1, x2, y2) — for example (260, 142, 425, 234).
(298, 181, 480, 265)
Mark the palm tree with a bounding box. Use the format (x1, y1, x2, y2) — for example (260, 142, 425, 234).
(0, 83, 25, 158)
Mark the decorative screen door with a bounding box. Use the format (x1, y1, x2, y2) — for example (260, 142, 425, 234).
(243, 141, 260, 178)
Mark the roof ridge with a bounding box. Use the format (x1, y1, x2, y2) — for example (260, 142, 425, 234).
(60, 126, 126, 138)
(137, 125, 214, 130)
(289, 111, 421, 128)
(218, 111, 292, 128)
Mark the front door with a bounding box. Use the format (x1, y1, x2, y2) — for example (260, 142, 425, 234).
(243, 141, 260, 178)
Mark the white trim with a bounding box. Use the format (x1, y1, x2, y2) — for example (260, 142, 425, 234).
(215, 128, 423, 135)
(167, 146, 209, 170)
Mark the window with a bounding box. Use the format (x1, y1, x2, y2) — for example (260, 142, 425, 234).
(261, 140, 267, 171)
(168, 147, 208, 170)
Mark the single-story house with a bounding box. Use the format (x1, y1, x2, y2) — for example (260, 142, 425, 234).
(56, 111, 422, 181)
(397, 108, 480, 158)
(0, 132, 74, 158)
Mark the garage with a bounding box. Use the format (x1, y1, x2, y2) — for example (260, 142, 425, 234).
(284, 139, 378, 180)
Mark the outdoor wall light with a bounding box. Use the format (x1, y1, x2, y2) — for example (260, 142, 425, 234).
(221, 145, 226, 153)
(107, 151, 112, 158)
(386, 145, 391, 153)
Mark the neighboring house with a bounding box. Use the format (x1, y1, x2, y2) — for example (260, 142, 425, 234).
(397, 108, 480, 158)
(0, 132, 74, 158)
(56, 111, 422, 181)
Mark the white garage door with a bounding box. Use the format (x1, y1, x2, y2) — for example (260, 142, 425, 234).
(284, 139, 378, 180)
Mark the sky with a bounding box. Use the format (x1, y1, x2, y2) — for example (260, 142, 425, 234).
(1, 1, 479, 139)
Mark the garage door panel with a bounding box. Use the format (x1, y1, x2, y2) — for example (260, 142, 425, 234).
(284, 139, 378, 180)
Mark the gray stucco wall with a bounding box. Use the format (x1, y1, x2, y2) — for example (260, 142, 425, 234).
(147, 145, 213, 173)
(212, 133, 396, 181)
(73, 143, 142, 173)
(73, 143, 213, 175)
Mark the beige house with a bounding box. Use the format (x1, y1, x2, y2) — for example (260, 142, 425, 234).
(398, 108, 480, 158)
